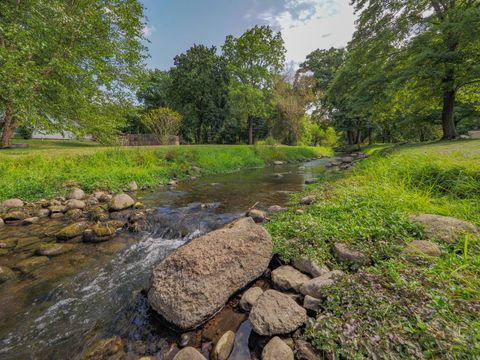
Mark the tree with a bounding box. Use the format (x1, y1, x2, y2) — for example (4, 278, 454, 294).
(169, 45, 229, 143)
(0, 0, 147, 148)
(223, 26, 286, 144)
(137, 70, 172, 111)
(349, 0, 480, 139)
(141, 107, 182, 144)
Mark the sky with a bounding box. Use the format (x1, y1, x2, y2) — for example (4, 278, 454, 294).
(141, 0, 356, 70)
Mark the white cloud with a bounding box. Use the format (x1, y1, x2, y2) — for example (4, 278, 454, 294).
(142, 25, 156, 38)
(258, 0, 355, 64)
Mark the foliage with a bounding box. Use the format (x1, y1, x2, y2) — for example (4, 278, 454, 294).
(223, 26, 286, 144)
(17, 126, 33, 140)
(137, 70, 172, 111)
(141, 108, 182, 144)
(0, 141, 330, 201)
(169, 45, 229, 143)
(301, 120, 337, 147)
(0, 0, 147, 147)
(266, 140, 480, 358)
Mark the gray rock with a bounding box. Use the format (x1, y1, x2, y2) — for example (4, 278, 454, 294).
(67, 188, 85, 200)
(37, 208, 51, 218)
(94, 192, 112, 203)
(49, 205, 67, 214)
(14, 256, 49, 273)
(109, 193, 135, 211)
(405, 240, 442, 258)
(173, 347, 206, 360)
(65, 209, 84, 220)
(299, 196, 315, 205)
(262, 336, 294, 360)
(303, 295, 322, 311)
(305, 179, 317, 185)
(294, 339, 322, 360)
(57, 222, 88, 240)
(240, 287, 264, 311)
(292, 257, 329, 277)
(271, 265, 311, 292)
(274, 161, 285, 165)
(2, 198, 24, 209)
(66, 199, 86, 210)
(250, 290, 307, 336)
(0, 266, 16, 283)
(212, 331, 235, 360)
(333, 243, 370, 267)
(128, 181, 138, 192)
(247, 209, 267, 223)
(50, 213, 64, 219)
(295, 209, 304, 215)
(36, 243, 75, 257)
(409, 213, 479, 244)
(3, 210, 28, 222)
(22, 217, 39, 225)
(148, 218, 272, 329)
(268, 205, 287, 213)
(341, 156, 354, 163)
(299, 270, 344, 298)
(274, 173, 284, 179)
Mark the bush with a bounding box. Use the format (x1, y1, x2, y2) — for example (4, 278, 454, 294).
(17, 126, 33, 139)
(141, 107, 182, 144)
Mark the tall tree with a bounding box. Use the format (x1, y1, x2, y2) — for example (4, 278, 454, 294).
(137, 69, 172, 111)
(223, 26, 286, 144)
(0, 0, 147, 148)
(168, 45, 229, 143)
(350, 0, 480, 139)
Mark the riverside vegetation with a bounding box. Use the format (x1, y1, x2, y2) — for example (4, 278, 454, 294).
(266, 140, 480, 358)
(0, 143, 331, 202)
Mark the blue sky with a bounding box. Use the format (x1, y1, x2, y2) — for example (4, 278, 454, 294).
(141, 0, 355, 70)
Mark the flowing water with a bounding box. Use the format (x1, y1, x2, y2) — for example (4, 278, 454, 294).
(0, 159, 330, 359)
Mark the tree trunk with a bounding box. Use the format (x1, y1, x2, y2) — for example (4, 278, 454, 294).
(1, 102, 16, 148)
(441, 88, 457, 140)
(248, 116, 254, 145)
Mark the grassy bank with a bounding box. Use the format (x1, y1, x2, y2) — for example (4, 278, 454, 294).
(266, 140, 480, 358)
(0, 141, 332, 202)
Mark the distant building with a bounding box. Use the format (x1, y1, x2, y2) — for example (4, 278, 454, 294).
(31, 130, 76, 140)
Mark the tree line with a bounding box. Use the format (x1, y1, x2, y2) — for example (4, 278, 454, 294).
(1, 0, 478, 148)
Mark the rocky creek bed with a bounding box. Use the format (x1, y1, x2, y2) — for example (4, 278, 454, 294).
(1, 151, 477, 360)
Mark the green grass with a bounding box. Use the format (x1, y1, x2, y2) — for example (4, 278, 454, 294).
(266, 140, 480, 359)
(0, 140, 332, 201)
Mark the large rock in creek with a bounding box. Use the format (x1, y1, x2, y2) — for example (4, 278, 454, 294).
(249, 289, 307, 336)
(271, 265, 311, 292)
(409, 213, 479, 244)
(148, 217, 272, 330)
(173, 347, 206, 360)
(2, 198, 24, 209)
(109, 193, 135, 211)
(262, 337, 294, 360)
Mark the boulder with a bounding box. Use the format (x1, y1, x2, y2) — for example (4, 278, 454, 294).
(250, 290, 307, 336)
(271, 266, 311, 292)
(2, 198, 24, 209)
(3, 210, 28, 222)
(36, 243, 76, 257)
(212, 331, 235, 360)
(87, 206, 109, 222)
(262, 337, 294, 360)
(173, 347, 206, 360)
(0, 266, 16, 283)
(65, 209, 84, 220)
(94, 192, 112, 203)
(405, 240, 442, 258)
(14, 256, 49, 273)
(247, 209, 267, 223)
(341, 156, 354, 163)
(299, 196, 315, 205)
(292, 257, 329, 278)
(299, 270, 344, 298)
(148, 218, 272, 329)
(409, 213, 478, 244)
(49, 205, 67, 214)
(109, 193, 135, 211)
(294, 339, 322, 360)
(67, 188, 85, 200)
(303, 295, 322, 312)
(274, 161, 285, 165)
(128, 181, 138, 192)
(240, 287, 264, 312)
(57, 222, 88, 240)
(66, 199, 86, 210)
(37, 208, 51, 218)
(22, 217, 39, 225)
(268, 205, 287, 213)
(83, 221, 124, 243)
(333, 243, 370, 267)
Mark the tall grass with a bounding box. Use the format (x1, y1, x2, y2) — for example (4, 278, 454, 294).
(0, 145, 332, 201)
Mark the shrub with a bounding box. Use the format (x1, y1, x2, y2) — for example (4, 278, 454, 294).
(141, 107, 182, 144)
